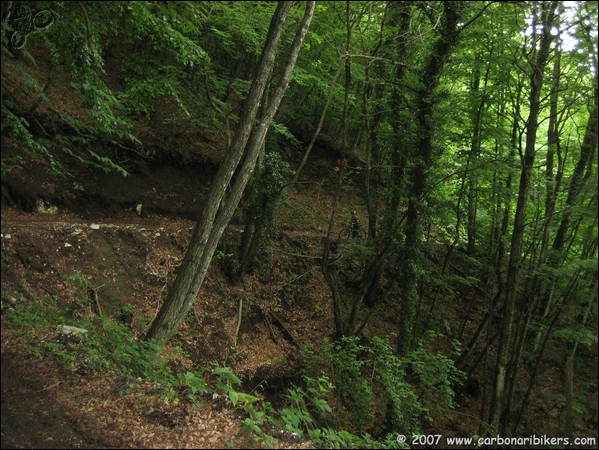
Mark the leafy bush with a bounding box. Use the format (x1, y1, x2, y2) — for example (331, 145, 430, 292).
(3, 293, 63, 330)
(0, 104, 61, 175)
(121, 68, 190, 119)
(245, 151, 294, 233)
(178, 370, 209, 408)
(369, 337, 422, 432)
(404, 331, 465, 418)
(96, 317, 176, 385)
(330, 337, 375, 430)
(212, 363, 260, 409)
(301, 333, 465, 436)
(278, 374, 334, 434)
(240, 151, 294, 271)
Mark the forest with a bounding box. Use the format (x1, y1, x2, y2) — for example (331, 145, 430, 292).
(1, 1, 597, 448)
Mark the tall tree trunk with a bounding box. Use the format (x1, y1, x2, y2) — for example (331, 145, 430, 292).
(397, 1, 462, 355)
(444, 53, 490, 277)
(145, 1, 315, 345)
(489, 1, 558, 433)
(364, 2, 412, 303)
(552, 75, 598, 257)
(322, 159, 350, 339)
(538, 47, 562, 268)
(528, 46, 563, 353)
(465, 58, 489, 255)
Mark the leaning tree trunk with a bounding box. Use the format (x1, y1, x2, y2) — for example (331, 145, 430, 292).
(145, 1, 315, 345)
(293, 62, 342, 184)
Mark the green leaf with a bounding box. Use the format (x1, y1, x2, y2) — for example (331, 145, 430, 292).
(228, 389, 239, 407)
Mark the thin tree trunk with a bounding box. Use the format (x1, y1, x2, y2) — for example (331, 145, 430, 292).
(293, 62, 343, 184)
(322, 161, 349, 339)
(397, 1, 461, 355)
(489, 1, 557, 432)
(145, 1, 315, 345)
(552, 74, 598, 257)
(466, 58, 490, 255)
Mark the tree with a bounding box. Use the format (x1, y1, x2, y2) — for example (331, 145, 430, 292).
(489, 1, 559, 433)
(238, 150, 293, 273)
(145, 1, 316, 345)
(397, 1, 463, 355)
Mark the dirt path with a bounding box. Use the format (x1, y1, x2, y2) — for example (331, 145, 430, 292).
(1, 352, 105, 449)
(1, 217, 328, 239)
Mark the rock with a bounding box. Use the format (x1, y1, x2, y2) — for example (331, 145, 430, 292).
(56, 325, 88, 337)
(36, 199, 58, 214)
(64, 242, 72, 248)
(1, 296, 18, 313)
(90, 224, 100, 230)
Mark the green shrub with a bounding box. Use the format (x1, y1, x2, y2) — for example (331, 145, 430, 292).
(96, 317, 176, 385)
(369, 336, 421, 432)
(330, 337, 375, 430)
(241, 151, 294, 272)
(277, 374, 334, 435)
(403, 331, 465, 421)
(0, 104, 61, 175)
(301, 333, 465, 436)
(212, 363, 261, 408)
(3, 294, 63, 330)
(178, 370, 209, 408)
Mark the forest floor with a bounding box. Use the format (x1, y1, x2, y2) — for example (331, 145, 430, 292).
(0, 150, 372, 449)
(2, 153, 597, 448)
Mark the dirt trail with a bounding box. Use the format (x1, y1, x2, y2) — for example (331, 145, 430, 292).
(1, 213, 328, 237)
(1, 352, 106, 449)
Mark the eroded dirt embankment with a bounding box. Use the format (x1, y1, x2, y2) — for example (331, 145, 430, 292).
(0, 201, 335, 449)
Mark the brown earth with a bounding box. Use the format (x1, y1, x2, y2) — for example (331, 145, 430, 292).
(2, 156, 597, 448)
(0, 146, 369, 449)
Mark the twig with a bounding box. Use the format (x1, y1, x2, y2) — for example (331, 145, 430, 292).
(267, 310, 301, 348)
(234, 295, 243, 348)
(280, 266, 319, 288)
(253, 302, 300, 348)
(265, 317, 279, 345)
(274, 248, 321, 259)
(91, 284, 105, 316)
(32, 381, 61, 393)
(192, 303, 202, 326)
(36, 283, 59, 297)
(342, 52, 417, 70)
